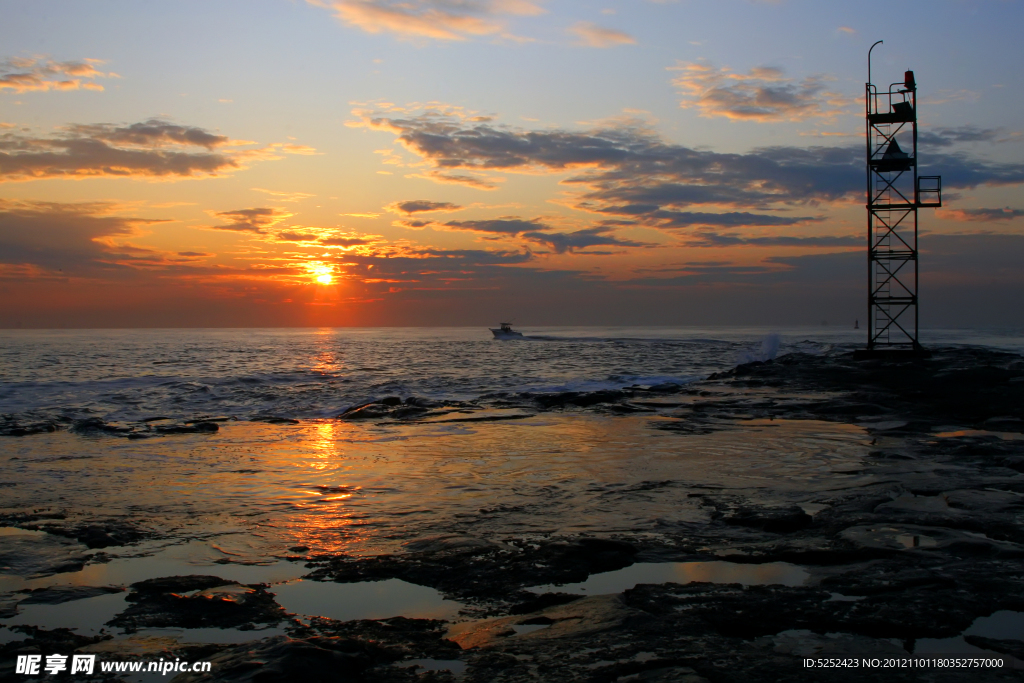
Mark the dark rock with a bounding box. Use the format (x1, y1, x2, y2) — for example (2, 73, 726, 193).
(42, 522, 149, 549)
(110, 576, 287, 632)
(532, 390, 630, 409)
(0, 416, 59, 437)
(507, 592, 583, 615)
(155, 421, 219, 434)
(289, 615, 463, 662)
(171, 636, 376, 683)
(129, 575, 238, 596)
(723, 506, 814, 534)
(405, 396, 441, 408)
(338, 402, 390, 419)
(71, 417, 133, 435)
(391, 406, 429, 419)
(307, 537, 638, 602)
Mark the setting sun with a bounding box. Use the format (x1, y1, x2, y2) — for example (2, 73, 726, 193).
(309, 264, 334, 285)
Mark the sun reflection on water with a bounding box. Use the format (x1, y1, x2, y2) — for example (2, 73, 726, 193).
(0, 414, 871, 558)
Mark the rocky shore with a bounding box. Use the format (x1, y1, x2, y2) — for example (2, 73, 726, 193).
(2, 347, 1024, 681)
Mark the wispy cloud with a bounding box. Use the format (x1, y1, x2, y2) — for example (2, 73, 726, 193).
(206, 207, 294, 233)
(352, 106, 843, 231)
(0, 118, 271, 182)
(520, 226, 648, 253)
(669, 61, 849, 122)
(567, 21, 636, 48)
(937, 207, 1024, 222)
(266, 228, 383, 250)
(0, 199, 177, 277)
(310, 0, 543, 42)
(386, 199, 464, 214)
(408, 169, 504, 190)
(681, 231, 862, 248)
(355, 105, 1024, 240)
(0, 56, 117, 93)
(320, 234, 380, 247)
(274, 230, 323, 242)
(68, 120, 230, 149)
(917, 126, 1004, 147)
(252, 188, 316, 203)
(264, 142, 321, 155)
(444, 216, 549, 234)
(415, 215, 651, 253)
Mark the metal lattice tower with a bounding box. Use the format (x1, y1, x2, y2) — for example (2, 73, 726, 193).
(865, 42, 941, 352)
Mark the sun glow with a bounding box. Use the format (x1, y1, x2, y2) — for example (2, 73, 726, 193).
(309, 263, 334, 285)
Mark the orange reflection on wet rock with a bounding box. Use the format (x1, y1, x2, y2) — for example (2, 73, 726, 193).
(0, 414, 874, 560)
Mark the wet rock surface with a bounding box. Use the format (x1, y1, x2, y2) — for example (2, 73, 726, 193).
(0, 533, 91, 578)
(108, 576, 288, 632)
(306, 349, 1024, 679)
(1, 415, 222, 440)
(17, 585, 124, 605)
(2, 348, 1023, 681)
(0, 626, 112, 682)
(305, 537, 640, 607)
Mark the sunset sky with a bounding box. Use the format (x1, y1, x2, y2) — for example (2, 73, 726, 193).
(1, 0, 1022, 328)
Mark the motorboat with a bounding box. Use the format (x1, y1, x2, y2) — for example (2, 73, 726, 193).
(490, 322, 524, 340)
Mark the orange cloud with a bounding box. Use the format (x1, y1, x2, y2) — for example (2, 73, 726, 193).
(669, 61, 850, 122)
(0, 199, 184, 278)
(0, 56, 117, 93)
(206, 207, 294, 233)
(310, 0, 543, 42)
(252, 188, 316, 203)
(937, 207, 1024, 222)
(407, 170, 503, 190)
(567, 22, 636, 48)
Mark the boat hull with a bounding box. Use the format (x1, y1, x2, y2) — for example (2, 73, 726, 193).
(490, 329, 524, 340)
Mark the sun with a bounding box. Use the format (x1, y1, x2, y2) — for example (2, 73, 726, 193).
(310, 264, 334, 285)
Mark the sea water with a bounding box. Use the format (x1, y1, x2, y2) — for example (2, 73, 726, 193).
(2, 325, 1019, 426)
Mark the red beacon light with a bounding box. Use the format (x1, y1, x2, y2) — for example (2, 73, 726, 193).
(904, 70, 916, 91)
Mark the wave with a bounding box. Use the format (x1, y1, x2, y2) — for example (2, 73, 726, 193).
(0, 330, 880, 430)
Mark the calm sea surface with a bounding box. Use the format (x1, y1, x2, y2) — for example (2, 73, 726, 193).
(3, 326, 1023, 425)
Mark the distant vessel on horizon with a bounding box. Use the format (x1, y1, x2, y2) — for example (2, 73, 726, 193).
(490, 322, 524, 340)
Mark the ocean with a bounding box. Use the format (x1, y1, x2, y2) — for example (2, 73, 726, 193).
(4, 326, 1024, 426)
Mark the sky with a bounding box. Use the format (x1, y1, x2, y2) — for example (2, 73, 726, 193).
(1, 0, 1022, 329)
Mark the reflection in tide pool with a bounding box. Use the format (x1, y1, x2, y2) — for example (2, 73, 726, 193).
(528, 561, 809, 595)
(915, 610, 1024, 658)
(273, 578, 463, 622)
(0, 591, 127, 637)
(967, 610, 1024, 641)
